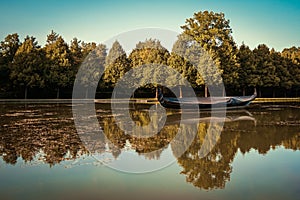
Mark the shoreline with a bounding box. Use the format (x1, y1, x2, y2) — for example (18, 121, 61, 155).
(0, 98, 300, 104)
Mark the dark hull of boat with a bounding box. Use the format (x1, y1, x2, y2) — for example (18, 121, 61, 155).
(158, 90, 256, 110)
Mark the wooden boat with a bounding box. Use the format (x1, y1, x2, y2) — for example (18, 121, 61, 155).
(158, 88, 257, 109)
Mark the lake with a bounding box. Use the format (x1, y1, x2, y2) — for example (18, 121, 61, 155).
(0, 102, 299, 200)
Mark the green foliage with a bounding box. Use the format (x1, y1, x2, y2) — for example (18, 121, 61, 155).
(70, 37, 83, 67)
(44, 31, 74, 93)
(282, 46, 300, 65)
(0, 33, 20, 63)
(181, 11, 239, 87)
(1, 10, 300, 98)
(168, 34, 198, 87)
(46, 30, 59, 44)
(103, 41, 131, 87)
(281, 47, 300, 88)
(271, 50, 293, 90)
(10, 36, 45, 93)
(105, 40, 126, 66)
(77, 44, 107, 93)
(253, 45, 280, 88)
(237, 43, 257, 92)
(129, 39, 170, 67)
(81, 41, 97, 58)
(128, 39, 170, 89)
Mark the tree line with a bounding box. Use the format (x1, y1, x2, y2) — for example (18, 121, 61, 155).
(1, 11, 300, 98)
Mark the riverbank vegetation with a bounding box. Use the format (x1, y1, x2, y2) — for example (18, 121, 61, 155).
(1, 11, 300, 98)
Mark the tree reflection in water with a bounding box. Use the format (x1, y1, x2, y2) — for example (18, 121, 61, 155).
(0, 103, 299, 190)
(176, 108, 300, 190)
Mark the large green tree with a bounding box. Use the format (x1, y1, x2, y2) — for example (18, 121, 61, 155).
(167, 34, 198, 97)
(237, 43, 257, 95)
(0, 33, 21, 95)
(103, 41, 131, 88)
(0, 33, 20, 63)
(10, 36, 45, 98)
(76, 44, 107, 98)
(181, 11, 239, 93)
(70, 37, 83, 67)
(271, 49, 293, 97)
(129, 39, 170, 97)
(253, 44, 280, 97)
(281, 47, 300, 96)
(168, 34, 224, 97)
(105, 40, 126, 66)
(44, 31, 74, 98)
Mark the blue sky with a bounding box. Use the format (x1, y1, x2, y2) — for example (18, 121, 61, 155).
(1, 0, 300, 51)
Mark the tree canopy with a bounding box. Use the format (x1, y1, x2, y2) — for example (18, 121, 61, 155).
(1, 11, 300, 98)
(10, 36, 45, 98)
(103, 41, 131, 87)
(181, 11, 239, 88)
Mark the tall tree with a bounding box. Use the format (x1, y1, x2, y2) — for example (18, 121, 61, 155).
(168, 34, 223, 97)
(281, 47, 300, 96)
(237, 43, 257, 95)
(0, 33, 20, 63)
(10, 36, 45, 98)
(271, 49, 292, 97)
(76, 44, 107, 98)
(70, 37, 83, 84)
(44, 31, 73, 98)
(70, 37, 83, 67)
(105, 40, 126, 66)
(181, 11, 239, 93)
(0, 33, 21, 95)
(103, 41, 131, 88)
(253, 44, 280, 97)
(168, 34, 198, 97)
(128, 39, 170, 97)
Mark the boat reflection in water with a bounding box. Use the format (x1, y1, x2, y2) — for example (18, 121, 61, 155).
(0, 103, 299, 190)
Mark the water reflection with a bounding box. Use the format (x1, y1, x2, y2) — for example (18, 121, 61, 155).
(0, 104, 87, 166)
(0, 103, 299, 190)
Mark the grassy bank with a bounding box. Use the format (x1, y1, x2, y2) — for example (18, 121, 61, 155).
(1, 97, 300, 104)
(253, 98, 300, 103)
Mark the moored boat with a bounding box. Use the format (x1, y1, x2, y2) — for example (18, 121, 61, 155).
(158, 88, 257, 109)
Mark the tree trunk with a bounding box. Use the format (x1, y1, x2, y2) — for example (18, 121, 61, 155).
(284, 90, 287, 98)
(155, 87, 158, 99)
(179, 86, 182, 98)
(296, 88, 298, 97)
(243, 88, 246, 96)
(24, 87, 28, 99)
(259, 88, 262, 98)
(205, 85, 208, 97)
(85, 88, 88, 99)
(272, 88, 275, 98)
(57, 88, 60, 99)
(222, 87, 225, 97)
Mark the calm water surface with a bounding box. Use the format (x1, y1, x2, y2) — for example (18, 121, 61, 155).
(0, 103, 299, 200)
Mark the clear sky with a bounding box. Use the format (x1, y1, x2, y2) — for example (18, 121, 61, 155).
(1, 0, 300, 51)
